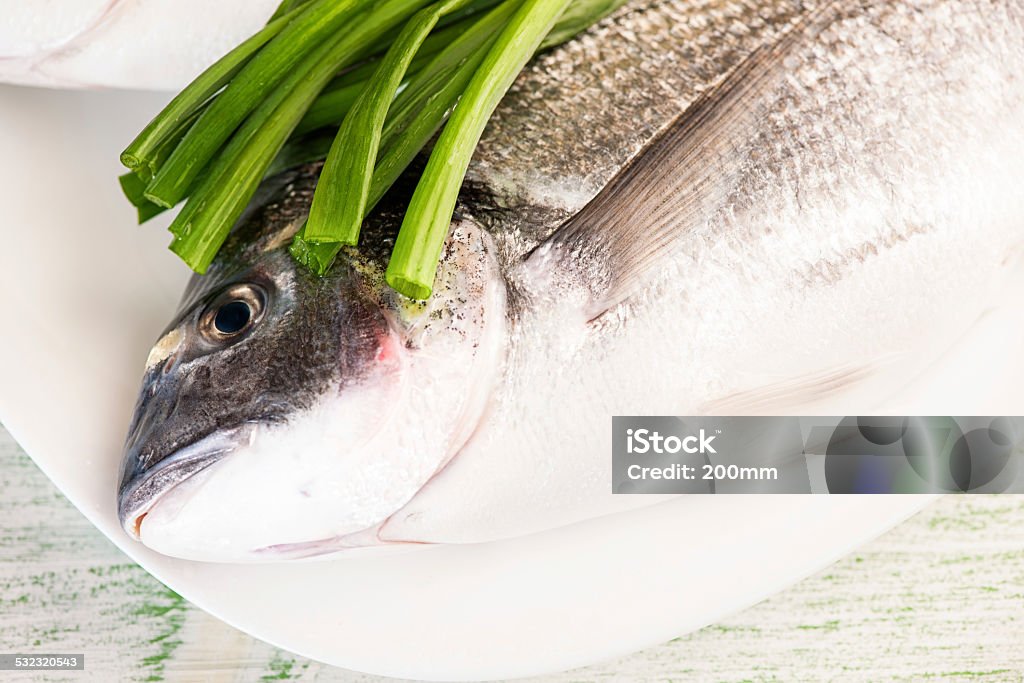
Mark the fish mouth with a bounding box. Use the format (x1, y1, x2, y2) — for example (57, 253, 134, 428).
(117, 425, 254, 540)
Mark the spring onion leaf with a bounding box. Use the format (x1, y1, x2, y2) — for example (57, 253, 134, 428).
(289, 0, 520, 273)
(145, 0, 376, 209)
(386, 0, 574, 298)
(168, 0, 433, 272)
(121, 0, 626, 297)
(540, 0, 623, 47)
(120, 8, 300, 177)
(118, 173, 166, 223)
(295, 24, 451, 136)
(268, 0, 314, 23)
(303, 0, 479, 247)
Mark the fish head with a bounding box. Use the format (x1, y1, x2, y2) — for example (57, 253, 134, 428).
(118, 170, 507, 562)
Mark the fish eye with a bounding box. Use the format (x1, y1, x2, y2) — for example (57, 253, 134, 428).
(199, 283, 267, 343)
(214, 301, 251, 334)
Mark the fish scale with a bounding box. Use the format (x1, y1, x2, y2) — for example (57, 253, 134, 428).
(387, 0, 1024, 543)
(470, 0, 810, 239)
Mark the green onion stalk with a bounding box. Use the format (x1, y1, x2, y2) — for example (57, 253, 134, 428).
(385, 0, 573, 298)
(120, 0, 627, 294)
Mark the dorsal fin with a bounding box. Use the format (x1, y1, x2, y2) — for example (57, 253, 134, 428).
(524, 2, 842, 319)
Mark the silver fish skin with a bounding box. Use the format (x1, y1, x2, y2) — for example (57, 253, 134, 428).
(118, 0, 1024, 561)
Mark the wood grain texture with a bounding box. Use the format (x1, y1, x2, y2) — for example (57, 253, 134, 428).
(1, 424, 1022, 682)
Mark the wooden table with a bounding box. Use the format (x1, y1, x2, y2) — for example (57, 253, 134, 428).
(1, 425, 1022, 682)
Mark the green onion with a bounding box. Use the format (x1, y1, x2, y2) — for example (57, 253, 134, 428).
(118, 173, 165, 223)
(372, 0, 518, 203)
(268, 0, 314, 22)
(303, 0, 479, 247)
(290, 0, 520, 274)
(267, 130, 339, 178)
(294, 18, 460, 136)
(145, 0, 376, 209)
(385, 0, 574, 298)
(292, 81, 367, 137)
(121, 0, 625, 296)
(168, 0, 433, 272)
(539, 0, 623, 48)
(119, 8, 300, 177)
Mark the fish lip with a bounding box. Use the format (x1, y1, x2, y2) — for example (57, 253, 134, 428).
(117, 424, 254, 540)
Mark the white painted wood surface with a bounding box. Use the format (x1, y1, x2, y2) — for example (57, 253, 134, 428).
(1, 424, 1022, 682)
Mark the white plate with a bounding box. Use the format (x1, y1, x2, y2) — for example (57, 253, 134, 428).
(1, 84, 1021, 680)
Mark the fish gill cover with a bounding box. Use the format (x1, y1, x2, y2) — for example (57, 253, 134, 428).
(118, 0, 627, 299)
